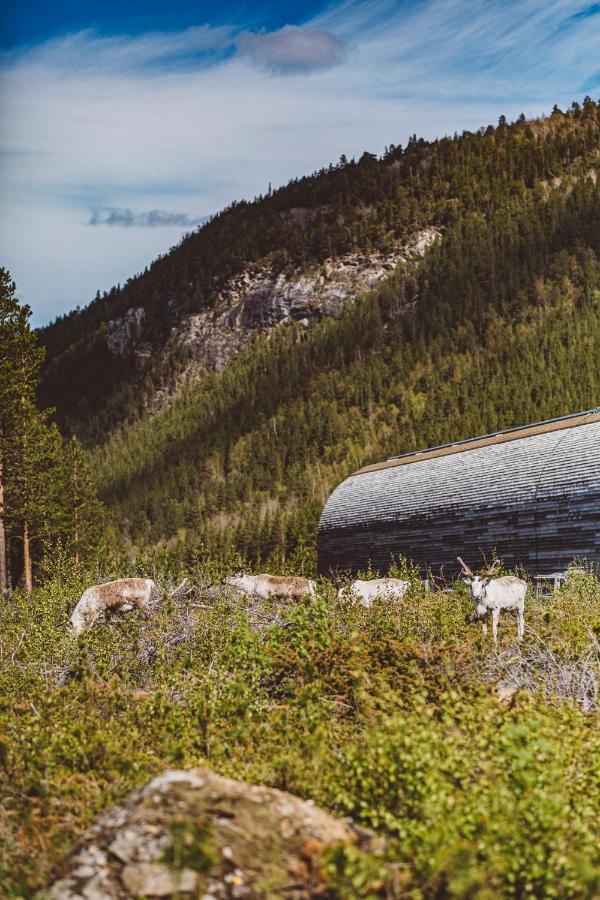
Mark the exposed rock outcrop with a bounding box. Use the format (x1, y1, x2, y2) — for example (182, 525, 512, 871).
(173, 228, 439, 373)
(45, 767, 380, 899)
(106, 307, 146, 358)
(104, 228, 440, 409)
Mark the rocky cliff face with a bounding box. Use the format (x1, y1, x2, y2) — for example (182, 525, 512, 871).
(105, 228, 439, 380)
(106, 307, 147, 358)
(101, 226, 439, 412)
(171, 227, 439, 374)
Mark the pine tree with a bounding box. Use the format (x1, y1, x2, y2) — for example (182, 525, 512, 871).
(0, 270, 44, 591)
(61, 436, 105, 564)
(5, 412, 65, 591)
(1, 269, 107, 591)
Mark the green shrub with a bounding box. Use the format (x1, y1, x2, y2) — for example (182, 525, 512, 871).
(0, 568, 598, 896)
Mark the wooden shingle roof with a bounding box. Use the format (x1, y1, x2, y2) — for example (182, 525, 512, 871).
(354, 408, 600, 476)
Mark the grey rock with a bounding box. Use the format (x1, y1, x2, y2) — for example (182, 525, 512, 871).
(44, 767, 381, 899)
(106, 307, 146, 357)
(149, 228, 440, 408)
(121, 863, 198, 896)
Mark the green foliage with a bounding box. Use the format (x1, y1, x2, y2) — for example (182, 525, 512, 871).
(60, 435, 107, 564)
(0, 268, 44, 430)
(25, 104, 600, 568)
(0, 564, 598, 897)
(0, 267, 47, 591)
(0, 273, 107, 588)
(162, 818, 215, 873)
(6, 107, 600, 895)
(325, 698, 599, 897)
(323, 842, 391, 899)
(39, 101, 600, 442)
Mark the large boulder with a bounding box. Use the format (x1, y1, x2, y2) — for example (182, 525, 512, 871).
(45, 768, 377, 899)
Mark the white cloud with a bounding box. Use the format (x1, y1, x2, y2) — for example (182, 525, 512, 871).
(0, 24, 232, 73)
(0, 1, 598, 326)
(237, 25, 348, 73)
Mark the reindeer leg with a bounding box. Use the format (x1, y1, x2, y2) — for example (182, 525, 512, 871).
(517, 608, 524, 640)
(137, 600, 155, 621)
(492, 609, 500, 643)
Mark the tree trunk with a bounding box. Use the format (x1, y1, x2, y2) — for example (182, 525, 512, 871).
(23, 520, 32, 594)
(6, 536, 12, 591)
(0, 454, 7, 593)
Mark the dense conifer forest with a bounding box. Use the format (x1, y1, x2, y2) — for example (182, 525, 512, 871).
(39, 99, 600, 441)
(78, 101, 600, 566)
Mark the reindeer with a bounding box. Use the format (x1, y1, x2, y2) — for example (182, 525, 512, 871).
(68, 578, 157, 636)
(458, 557, 526, 642)
(221, 572, 316, 601)
(337, 578, 409, 608)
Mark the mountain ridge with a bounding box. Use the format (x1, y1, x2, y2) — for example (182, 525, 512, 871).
(39, 101, 600, 441)
(36, 100, 600, 564)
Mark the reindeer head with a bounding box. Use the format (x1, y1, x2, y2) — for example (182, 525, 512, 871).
(457, 557, 500, 599)
(67, 608, 86, 638)
(221, 569, 245, 586)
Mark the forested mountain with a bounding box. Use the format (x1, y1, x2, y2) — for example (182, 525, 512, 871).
(39, 99, 600, 567)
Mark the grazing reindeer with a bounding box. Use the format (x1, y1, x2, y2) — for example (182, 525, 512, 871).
(337, 578, 409, 608)
(68, 578, 157, 636)
(458, 558, 526, 642)
(222, 572, 316, 601)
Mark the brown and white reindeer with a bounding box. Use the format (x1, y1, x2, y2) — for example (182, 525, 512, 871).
(221, 572, 316, 601)
(68, 578, 158, 636)
(458, 557, 526, 642)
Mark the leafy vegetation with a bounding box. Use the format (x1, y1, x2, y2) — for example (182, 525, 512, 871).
(29, 101, 600, 567)
(0, 560, 598, 897)
(2, 102, 600, 897)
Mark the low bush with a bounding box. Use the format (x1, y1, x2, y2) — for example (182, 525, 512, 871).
(0, 563, 598, 897)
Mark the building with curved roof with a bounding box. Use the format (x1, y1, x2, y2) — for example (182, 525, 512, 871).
(317, 408, 600, 577)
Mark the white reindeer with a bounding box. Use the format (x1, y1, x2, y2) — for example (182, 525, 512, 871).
(222, 572, 317, 601)
(69, 578, 157, 636)
(337, 578, 410, 608)
(458, 557, 526, 642)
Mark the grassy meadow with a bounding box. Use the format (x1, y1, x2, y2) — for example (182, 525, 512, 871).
(0, 558, 599, 898)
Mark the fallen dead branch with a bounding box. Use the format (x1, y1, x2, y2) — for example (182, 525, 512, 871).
(482, 626, 599, 711)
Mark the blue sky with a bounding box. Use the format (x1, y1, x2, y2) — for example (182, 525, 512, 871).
(0, 1, 326, 47)
(1, 1, 599, 326)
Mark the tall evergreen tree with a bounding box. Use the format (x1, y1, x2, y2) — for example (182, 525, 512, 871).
(61, 435, 105, 563)
(0, 269, 107, 590)
(0, 270, 43, 591)
(5, 413, 65, 591)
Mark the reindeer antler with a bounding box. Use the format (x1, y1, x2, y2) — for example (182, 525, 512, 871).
(457, 557, 475, 578)
(484, 559, 501, 578)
